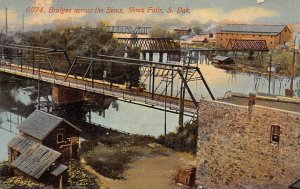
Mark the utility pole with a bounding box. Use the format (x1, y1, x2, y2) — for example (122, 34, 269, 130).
(164, 79, 167, 136)
(5, 7, 8, 37)
(290, 37, 298, 94)
(268, 52, 272, 94)
(38, 63, 41, 110)
(22, 13, 25, 37)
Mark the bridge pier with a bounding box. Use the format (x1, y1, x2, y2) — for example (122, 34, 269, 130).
(169, 52, 181, 62)
(52, 85, 86, 106)
(142, 52, 147, 60)
(159, 52, 164, 63)
(149, 52, 154, 61)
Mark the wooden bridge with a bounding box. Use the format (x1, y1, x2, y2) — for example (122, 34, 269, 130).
(0, 44, 214, 126)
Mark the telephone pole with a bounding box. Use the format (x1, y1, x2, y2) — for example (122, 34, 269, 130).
(5, 7, 8, 37)
(22, 13, 25, 35)
(290, 37, 297, 93)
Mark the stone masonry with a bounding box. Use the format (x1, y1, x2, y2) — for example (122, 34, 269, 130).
(196, 100, 300, 189)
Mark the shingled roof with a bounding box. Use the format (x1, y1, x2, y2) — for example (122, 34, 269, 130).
(12, 143, 61, 179)
(51, 164, 68, 177)
(17, 110, 81, 140)
(8, 135, 36, 153)
(219, 24, 289, 35)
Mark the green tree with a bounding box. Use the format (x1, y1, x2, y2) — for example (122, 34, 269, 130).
(150, 26, 180, 39)
(125, 47, 141, 87)
(192, 26, 203, 35)
(272, 51, 294, 76)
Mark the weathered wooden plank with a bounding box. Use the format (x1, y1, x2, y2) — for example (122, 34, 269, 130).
(12, 143, 61, 179)
(8, 135, 36, 153)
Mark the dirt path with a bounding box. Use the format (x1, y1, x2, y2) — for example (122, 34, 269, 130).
(80, 159, 107, 189)
(82, 152, 195, 189)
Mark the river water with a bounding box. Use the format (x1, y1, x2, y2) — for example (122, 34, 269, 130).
(0, 62, 299, 161)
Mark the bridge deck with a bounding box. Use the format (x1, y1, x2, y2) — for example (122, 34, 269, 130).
(0, 62, 197, 115)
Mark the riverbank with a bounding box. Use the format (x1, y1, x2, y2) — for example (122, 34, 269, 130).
(98, 152, 195, 189)
(79, 124, 198, 179)
(77, 118, 198, 188)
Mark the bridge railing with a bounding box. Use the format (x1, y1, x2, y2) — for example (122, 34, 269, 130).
(0, 44, 215, 116)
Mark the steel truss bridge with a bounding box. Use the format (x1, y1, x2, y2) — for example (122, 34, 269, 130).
(0, 44, 214, 126)
(106, 26, 152, 34)
(117, 38, 181, 61)
(183, 39, 269, 60)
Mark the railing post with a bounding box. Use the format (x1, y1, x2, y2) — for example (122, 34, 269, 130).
(149, 67, 152, 93)
(151, 66, 155, 99)
(171, 67, 174, 97)
(32, 50, 35, 75)
(92, 62, 94, 88)
(20, 52, 23, 72)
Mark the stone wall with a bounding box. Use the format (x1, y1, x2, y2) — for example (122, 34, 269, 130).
(196, 100, 300, 189)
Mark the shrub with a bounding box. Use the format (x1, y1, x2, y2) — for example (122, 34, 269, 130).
(0, 162, 14, 179)
(158, 120, 198, 154)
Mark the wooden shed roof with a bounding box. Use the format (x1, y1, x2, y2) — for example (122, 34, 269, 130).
(192, 35, 208, 42)
(213, 55, 232, 61)
(12, 143, 61, 179)
(8, 135, 36, 153)
(51, 164, 68, 177)
(17, 110, 81, 140)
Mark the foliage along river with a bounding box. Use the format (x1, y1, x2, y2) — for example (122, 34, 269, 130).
(0, 61, 299, 161)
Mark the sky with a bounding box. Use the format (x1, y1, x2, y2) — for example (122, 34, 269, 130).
(0, 0, 299, 31)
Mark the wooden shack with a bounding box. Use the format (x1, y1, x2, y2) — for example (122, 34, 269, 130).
(191, 35, 209, 44)
(172, 27, 192, 36)
(7, 110, 81, 188)
(16, 110, 81, 161)
(212, 55, 235, 64)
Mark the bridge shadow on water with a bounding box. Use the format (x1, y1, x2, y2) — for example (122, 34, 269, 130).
(0, 72, 129, 141)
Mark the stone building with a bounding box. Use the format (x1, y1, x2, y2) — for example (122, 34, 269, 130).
(216, 24, 292, 49)
(196, 100, 300, 189)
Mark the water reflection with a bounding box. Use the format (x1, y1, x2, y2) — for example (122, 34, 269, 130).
(0, 61, 300, 161)
(0, 73, 188, 161)
(197, 63, 300, 98)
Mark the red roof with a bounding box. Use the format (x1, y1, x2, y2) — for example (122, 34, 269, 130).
(192, 35, 208, 42)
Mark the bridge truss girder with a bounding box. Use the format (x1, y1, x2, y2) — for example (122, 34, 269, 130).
(106, 26, 152, 34)
(0, 44, 215, 126)
(117, 38, 181, 53)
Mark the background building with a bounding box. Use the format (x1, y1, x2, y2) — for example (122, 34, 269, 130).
(216, 24, 292, 49)
(171, 27, 192, 37)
